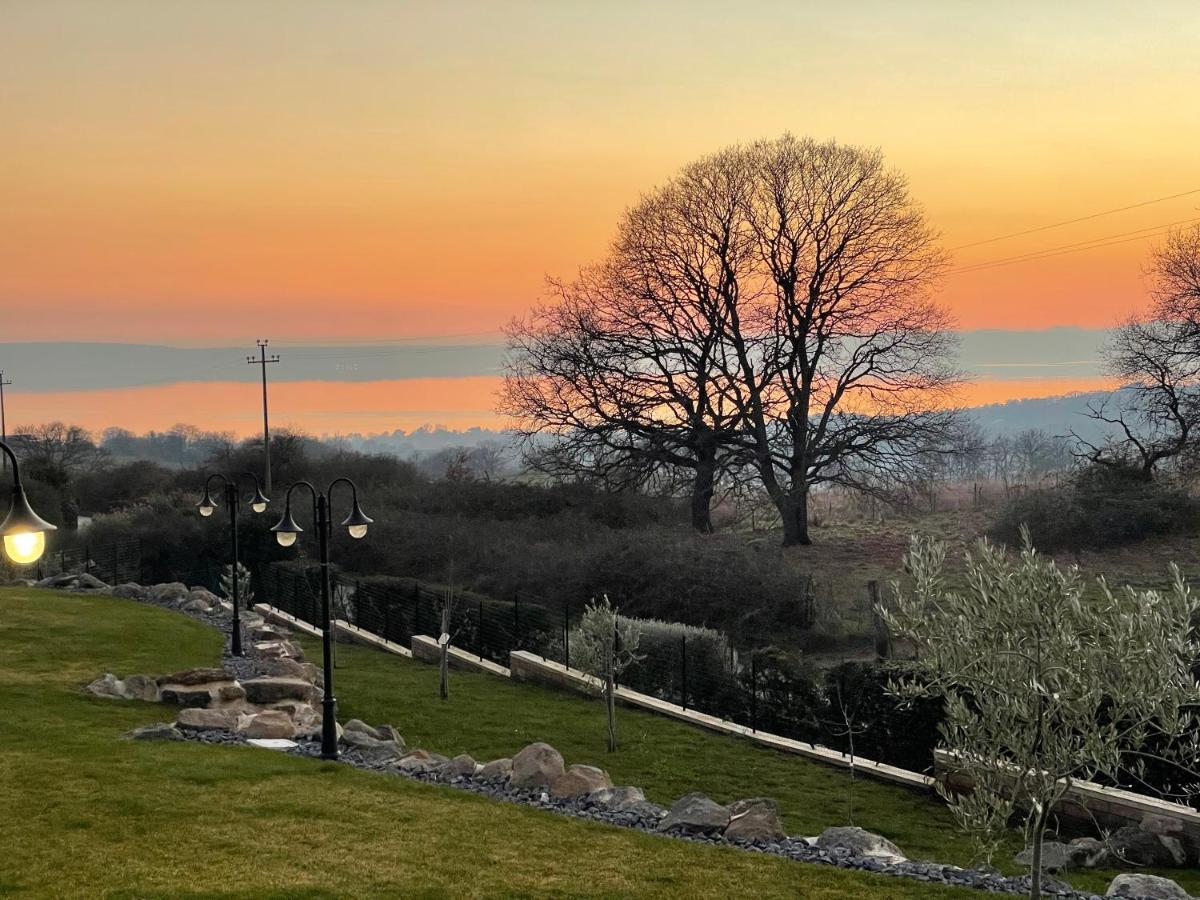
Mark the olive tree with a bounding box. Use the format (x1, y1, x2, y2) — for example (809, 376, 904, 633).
(884, 532, 1200, 899)
(571, 596, 642, 752)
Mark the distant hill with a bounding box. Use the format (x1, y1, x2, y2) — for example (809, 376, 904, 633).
(965, 391, 1121, 442)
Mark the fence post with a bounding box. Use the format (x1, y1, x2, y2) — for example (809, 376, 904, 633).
(112, 542, 119, 585)
(513, 596, 521, 653)
(84, 543, 91, 574)
(563, 598, 569, 668)
(870, 579, 892, 660)
(60, 547, 65, 574)
(478, 596, 484, 661)
(613, 616, 620, 689)
(412, 581, 421, 637)
(680, 635, 687, 710)
(750, 653, 758, 733)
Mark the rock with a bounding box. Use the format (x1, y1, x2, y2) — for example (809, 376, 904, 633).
(479, 758, 513, 781)
(240, 710, 297, 739)
(587, 785, 646, 812)
(181, 597, 213, 612)
(176, 708, 238, 732)
(111, 583, 147, 600)
(659, 792, 730, 834)
(725, 798, 786, 842)
(149, 582, 189, 603)
(343, 719, 382, 740)
(217, 683, 246, 703)
(395, 749, 448, 774)
(251, 625, 292, 642)
(124, 722, 184, 741)
(816, 826, 906, 863)
(377, 724, 403, 744)
(85, 673, 130, 700)
(1141, 815, 1200, 866)
(257, 657, 323, 686)
(1106, 873, 1193, 899)
(1107, 825, 1179, 868)
(510, 742, 565, 789)
(4, 577, 33, 587)
(186, 588, 220, 608)
(341, 730, 405, 762)
(253, 640, 304, 660)
(158, 685, 219, 708)
(1016, 841, 1074, 872)
(121, 674, 161, 702)
(156, 667, 231, 687)
(71, 572, 111, 591)
(440, 754, 479, 779)
(550, 764, 613, 799)
(241, 676, 317, 705)
(1066, 837, 1110, 869)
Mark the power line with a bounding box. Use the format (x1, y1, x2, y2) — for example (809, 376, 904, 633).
(951, 214, 1200, 275)
(950, 187, 1200, 251)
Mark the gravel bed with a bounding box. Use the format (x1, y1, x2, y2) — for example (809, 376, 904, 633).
(154, 596, 1105, 899)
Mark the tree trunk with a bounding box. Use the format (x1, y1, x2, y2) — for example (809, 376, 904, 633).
(780, 491, 811, 546)
(690, 450, 716, 534)
(605, 635, 617, 752)
(1029, 807, 1049, 900)
(438, 603, 450, 700)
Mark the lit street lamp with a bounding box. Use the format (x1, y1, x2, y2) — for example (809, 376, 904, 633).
(197, 472, 271, 656)
(0, 440, 57, 564)
(270, 477, 373, 759)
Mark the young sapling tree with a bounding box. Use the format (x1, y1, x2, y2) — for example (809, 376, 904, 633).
(572, 595, 642, 752)
(883, 530, 1200, 899)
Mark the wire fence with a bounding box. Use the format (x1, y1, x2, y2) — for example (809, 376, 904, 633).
(251, 561, 930, 771)
(5, 537, 143, 585)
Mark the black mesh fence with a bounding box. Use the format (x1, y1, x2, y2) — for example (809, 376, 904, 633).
(32, 537, 144, 585)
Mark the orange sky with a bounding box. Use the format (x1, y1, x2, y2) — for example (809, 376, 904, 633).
(3, 2, 1200, 345)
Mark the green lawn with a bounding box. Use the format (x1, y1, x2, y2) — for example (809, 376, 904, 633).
(0, 588, 985, 899)
(322, 618, 1200, 897)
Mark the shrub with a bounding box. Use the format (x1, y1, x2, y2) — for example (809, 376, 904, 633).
(989, 463, 1200, 552)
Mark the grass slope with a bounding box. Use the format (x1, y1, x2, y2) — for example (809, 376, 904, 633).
(0, 588, 981, 899)
(322, 624, 1200, 896)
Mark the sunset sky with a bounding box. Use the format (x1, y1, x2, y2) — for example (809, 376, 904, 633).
(3, 2, 1199, 436)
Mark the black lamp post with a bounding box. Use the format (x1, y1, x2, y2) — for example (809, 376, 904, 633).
(196, 472, 271, 656)
(0, 440, 57, 565)
(269, 477, 373, 759)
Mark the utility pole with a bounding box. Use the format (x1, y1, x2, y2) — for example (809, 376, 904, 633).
(246, 341, 280, 496)
(0, 372, 10, 472)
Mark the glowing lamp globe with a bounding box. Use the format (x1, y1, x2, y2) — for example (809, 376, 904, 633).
(251, 500, 268, 514)
(1, 484, 56, 564)
(4, 530, 45, 564)
(276, 531, 297, 547)
(341, 500, 373, 540)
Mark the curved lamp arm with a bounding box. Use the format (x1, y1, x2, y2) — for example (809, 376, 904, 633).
(328, 476, 373, 539)
(270, 480, 318, 547)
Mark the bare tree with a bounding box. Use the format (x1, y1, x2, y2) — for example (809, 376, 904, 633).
(503, 135, 960, 544)
(503, 164, 754, 532)
(10, 422, 105, 488)
(726, 136, 961, 544)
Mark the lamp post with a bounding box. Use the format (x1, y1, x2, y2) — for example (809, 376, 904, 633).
(196, 472, 271, 656)
(0, 440, 57, 564)
(270, 477, 373, 759)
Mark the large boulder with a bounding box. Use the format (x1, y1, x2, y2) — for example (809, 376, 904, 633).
(158, 685, 218, 708)
(241, 676, 317, 705)
(71, 572, 111, 591)
(479, 758, 513, 781)
(253, 640, 304, 660)
(550, 764, 612, 799)
(1066, 837, 1111, 869)
(1141, 815, 1200, 866)
(510, 742, 565, 790)
(1016, 841, 1076, 872)
(440, 754, 480, 779)
(343, 719, 382, 740)
(149, 582, 189, 603)
(177, 708, 238, 732)
(659, 793, 730, 834)
(1107, 825, 1180, 868)
(124, 722, 184, 741)
(111, 583, 148, 600)
(240, 710, 296, 739)
(816, 826, 906, 863)
(587, 785, 646, 812)
(724, 798, 785, 842)
(1106, 873, 1193, 899)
